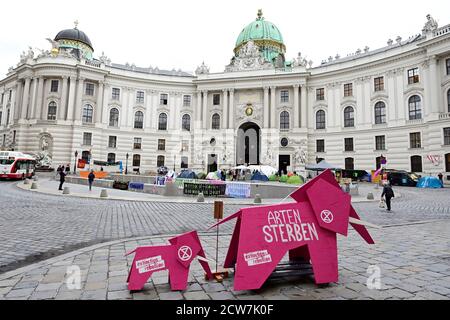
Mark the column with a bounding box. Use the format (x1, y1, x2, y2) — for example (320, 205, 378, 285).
(101, 84, 109, 125)
(195, 91, 202, 129)
(152, 91, 158, 129)
(127, 88, 134, 127)
(293, 84, 300, 128)
(229, 89, 235, 128)
(145, 89, 152, 129)
(0, 90, 6, 126)
(13, 81, 23, 121)
(429, 57, 440, 114)
(74, 77, 84, 121)
(58, 77, 68, 120)
(35, 78, 45, 120)
(29, 78, 38, 119)
(300, 85, 307, 128)
(66, 76, 76, 120)
(222, 89, 228, 129)
(20, 77, 31, 120)
(270, 86, 276, 128)
(175, 93, 182, 130)
(263, 87, 269, 128)
(9, 88, 16, 125)
(95, 81, 103, 124)
(202, 90, 208, 129)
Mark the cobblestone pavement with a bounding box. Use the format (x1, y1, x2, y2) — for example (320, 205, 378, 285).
(0, 220, 449, 300)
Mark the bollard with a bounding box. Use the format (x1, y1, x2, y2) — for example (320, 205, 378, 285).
(254, 194, 262, 204)
(30, 182, 38, 190)
(367, 192, 374, 200)
(100, 189, 108, 198)
(23, 179, 30, 185)
(33, 176, 38, 181)
(63, 187, 70, 194)
(197, 192, 205, 203)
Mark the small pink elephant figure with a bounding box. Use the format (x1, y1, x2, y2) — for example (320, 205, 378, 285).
(126, 231, 213, 291)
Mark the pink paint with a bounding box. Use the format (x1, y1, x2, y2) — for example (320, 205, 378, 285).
(126, 231, 213, 291)
(210, 170, 374, 291)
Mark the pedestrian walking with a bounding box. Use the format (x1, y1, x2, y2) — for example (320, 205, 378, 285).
(58, 169, 66, 191)
(65, 164, 70, 175)
(381, 181, 395, 211)
(88, 170, 95, 191)
(438, 172, 444, 187)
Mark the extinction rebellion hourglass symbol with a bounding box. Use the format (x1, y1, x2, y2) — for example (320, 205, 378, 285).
(178, 246, 193, 261)
(320, 210, 334, 224)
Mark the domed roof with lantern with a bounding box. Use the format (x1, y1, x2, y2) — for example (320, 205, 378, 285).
(53, 21, 94, 60)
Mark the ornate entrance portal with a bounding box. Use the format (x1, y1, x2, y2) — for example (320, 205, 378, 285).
(236, 122, 260, 165)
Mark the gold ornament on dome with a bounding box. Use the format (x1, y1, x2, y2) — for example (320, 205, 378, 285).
(51, 48, 59, 56)
(245, 104, 254, 116)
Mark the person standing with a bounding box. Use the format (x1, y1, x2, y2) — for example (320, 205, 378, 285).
(65, 164, 70, 175)
(381, 181, 395, 211)
(438, 172, 444, 187)
(88, 170, 95, 191)
(58, 169, 66, 191)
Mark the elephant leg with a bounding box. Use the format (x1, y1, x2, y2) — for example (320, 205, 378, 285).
(308, 238, 339, 285)
(168, 266, 190, 291)
(127, 267, 156, 291)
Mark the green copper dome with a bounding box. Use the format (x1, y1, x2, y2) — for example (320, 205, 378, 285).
(234, 10, 286, 65)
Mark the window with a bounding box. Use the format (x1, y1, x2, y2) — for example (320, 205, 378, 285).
(82, 104, 93, 123)
(281, 138, 289, 147)
(444, 128, 450, 145)
(85, 83, 94, 96)
(6, 109, 10, 125)
(408, 68, 419, 84)
(182, 114, 191, 131)
(50, 80, 59, 93)
(408, 95, 422, 120)
(0, 111, 2, 125)
(280, 90, 289, 103)
(183, 95, 191, 107)
(344, 83, 353, 97)
(410, 132, 421, 149)
(158, 139, 165, 151)
(160, 94, 168, 105)
(112, 88, 120, 100)
(374, 102, 386, 124)
(109, 108, 119, 127)
(8, 90, 11, 102)
(316, 110, 326, 129)
(182, 140, 189, 152)
(375, 136, 386, 151)
(158, 113, 167, 130)
(213, 94, 220, 105)
(181, 156, 188, 169)
(133, 138, 142, 150)
(2, 134, 5, 147)
(374, 77, 384, 92)
(316, 88, 324, 101)
(212, 113, 220, 130)
(107, 153, 116, 164)
(47, 102, 57, 120)
(1, 93, 3, 105)
(83, 132, 92, 146)
(136, 91, 145, 104)
(410, 155, 422, 172)
(344, 106, 354, 127)
(157, 155, 165, 167)
(132, 154, 141, 167)
(12, 130, 16, 145)
(447, 59, 450, 76)
(134, 111, 144, 129)
(316, 139, 325, 153)
(108, 136, 117, 148)
(447, 89, 450, 112)
(345, 157, 354, 170)
(344, 138, 354, 152)
(280, 111, 290, 130)
(82, 150, 90, 162)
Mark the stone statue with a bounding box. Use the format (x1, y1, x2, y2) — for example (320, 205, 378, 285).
(423, 14, 438, 33)
(27, 47, 34, 59)
(41, 137, 49, 151)
(195, 61, 210, 75)
(46, 38, 59, 50)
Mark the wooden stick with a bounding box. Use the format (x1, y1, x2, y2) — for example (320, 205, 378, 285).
(349, 217, 381, 229)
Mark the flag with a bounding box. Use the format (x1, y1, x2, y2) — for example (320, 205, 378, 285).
(374, 167, 382, 177)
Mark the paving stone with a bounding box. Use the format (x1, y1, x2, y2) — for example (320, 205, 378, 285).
(159, 292, 184, 300)
(13, 281, 39, 290)
(54, 290, 83, 300)
(35, 283, 61, 292)
(183, 291, 211, 300)
(209, 292, 236, 300)
(0, 278, 20, 287)
(107, 290, 133, 300)
(388, 288, 415, 299)
(80, 290, 107, 300)
(29, 290, 58, 300)
(84, 281, 107, 291)
(202, 283, 226, 293)
(5, 288, 35, 298)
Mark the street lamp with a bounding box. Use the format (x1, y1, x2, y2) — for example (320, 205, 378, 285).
(73, 150, 78, 175)
(125, 153, 129, 175)
(173, 154, 176, 172)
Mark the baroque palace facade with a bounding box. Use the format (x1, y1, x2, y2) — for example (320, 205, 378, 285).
(1, 11, 450, 177)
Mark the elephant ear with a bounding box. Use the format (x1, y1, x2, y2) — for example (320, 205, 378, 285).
(170, 231, 201, 268)
(306, 177, 351, 237)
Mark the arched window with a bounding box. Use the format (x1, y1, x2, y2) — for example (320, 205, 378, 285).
(133, 154, 141, 167)
(374, 102, 386, 124)
(182, 114, 191, 131)
(410, 155, 422, 172)
(158, 113, 167, 130)
(107, 153, 116, 164)
(81, 150, 90, 162)
(408, 95, 422, 120)
(316, 110, 326, 129)
(344, 106, 354, 127)
(211, 113, 220, 130)
(445, 153, 450, 173)
(157, 155, 165, 167)
(280, 111, 290, 130)
(447, 89, 450, 113)
(82, 104, 93, 123)
(109, 108, 119, 127)
(47, 101, 57, 120)
(134, 111, 144, 129)
(345, 157, 354, 170)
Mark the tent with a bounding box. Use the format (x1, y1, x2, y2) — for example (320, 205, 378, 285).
(306, 160, 340, 171)
(247, 165, 277, 177)
(287, 175, 304, 185)
(416, 176, 443, 188)
(251, 171, 269, 182)
(232, 165, 248, 170)
(178, 170, 198, 179)
(206, 171, 220, 180)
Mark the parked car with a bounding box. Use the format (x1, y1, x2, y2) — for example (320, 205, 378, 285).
(386, 170, 419, 186)
(157, 166, 168, 175)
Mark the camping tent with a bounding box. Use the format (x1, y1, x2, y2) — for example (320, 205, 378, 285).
(251, 171, 269, 182)
(178, 170, 198, 179)
(206, 171, 220, 180)
(248, 165, 277, 177)
(416, 176, 443, 188)
(306, 160, 340, 171)
(287, 175, 304, 185)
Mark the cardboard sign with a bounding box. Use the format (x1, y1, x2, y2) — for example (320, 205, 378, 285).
(126, 231, 213, 291)
(210, 170, 374, 291)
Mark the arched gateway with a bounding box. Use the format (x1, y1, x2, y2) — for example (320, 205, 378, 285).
(236, 122, 260, 165)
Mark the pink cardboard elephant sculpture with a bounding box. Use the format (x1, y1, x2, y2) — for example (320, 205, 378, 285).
(126, 231, 213, 291)
(210, 169, 375, 291)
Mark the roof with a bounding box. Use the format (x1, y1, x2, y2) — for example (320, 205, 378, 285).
(235, 10, 284, 48)
(110, 63, 193, 77)
(55, 28, 93, 50)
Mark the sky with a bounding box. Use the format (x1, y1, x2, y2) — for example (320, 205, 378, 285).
(1, 0, 449, 78)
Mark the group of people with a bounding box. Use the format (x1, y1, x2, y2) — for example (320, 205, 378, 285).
(56, 165, 96, 191)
